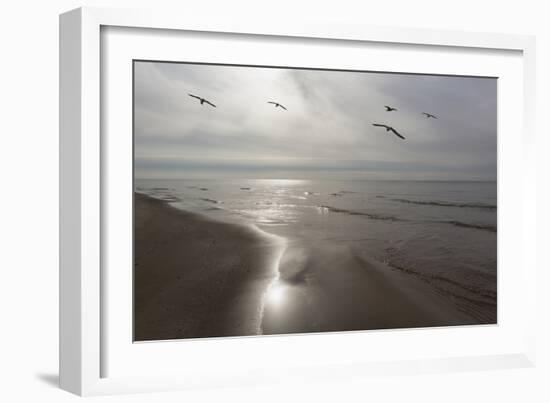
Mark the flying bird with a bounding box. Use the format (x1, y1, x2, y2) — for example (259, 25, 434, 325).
(268, 101, 287, 110)
(384, 105, 398, 112)
(422, 112, 438, 119)
(372, 123, 406, 140)
(188, 94, 216, 107)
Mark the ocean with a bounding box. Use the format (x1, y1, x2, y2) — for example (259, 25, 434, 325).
(135, 178, 497, 325)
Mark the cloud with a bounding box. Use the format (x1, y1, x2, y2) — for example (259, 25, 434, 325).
(134, 61, 496, 180)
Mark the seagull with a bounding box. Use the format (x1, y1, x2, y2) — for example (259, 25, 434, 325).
(422, 112, 438, 119)
(372, 123, 406, 140)
(268, 101, 287, 110)
(384, 105, 398, 112)
(188, 94, 216, 107)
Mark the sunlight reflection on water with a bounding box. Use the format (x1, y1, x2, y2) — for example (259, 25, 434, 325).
(253, 179, 310, 187)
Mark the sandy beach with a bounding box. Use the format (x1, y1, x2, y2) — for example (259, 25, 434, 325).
(135, 192, 488, 341)
(134, 193, 283, 341)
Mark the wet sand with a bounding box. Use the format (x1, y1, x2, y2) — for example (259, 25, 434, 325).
(261, 241, 479, 335)
(135, 193, 483, 342)
(134, 193, 282, 341)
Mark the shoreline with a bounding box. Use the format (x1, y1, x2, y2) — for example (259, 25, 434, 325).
(134, 193, 283, 341)
(135, 192, 493, 341)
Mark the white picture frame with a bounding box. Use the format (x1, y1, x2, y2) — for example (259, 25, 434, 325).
(59, 6, 537, 396)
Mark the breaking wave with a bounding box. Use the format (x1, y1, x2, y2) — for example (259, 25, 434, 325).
(320, 205, 496, 232)
(318, 205, 402, 221)
(200, 198, 222, 204)
(387, 197, 496, 210)
(445, 220, 496, 232)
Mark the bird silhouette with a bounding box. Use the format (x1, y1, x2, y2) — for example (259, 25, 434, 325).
(422, 112, 438, 119)
(188, 94, 216, 107)
(384, 105, 398, 112)
(268, 101, 287, 110)
(372, 123, 405, 140)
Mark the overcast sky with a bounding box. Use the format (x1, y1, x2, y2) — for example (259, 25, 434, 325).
(134, 61, 497, 181)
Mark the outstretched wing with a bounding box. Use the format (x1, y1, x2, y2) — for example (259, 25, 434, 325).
(384, 106, 391, 111)
(204, 100, 216, 108)
(372, 123, 389, 129)
(429, 114, 438, 119)
(279, 104, 287, 110)
(188, 94, 201, 100)
(389, 128, 405, 140)
(267, 101, 277, 105)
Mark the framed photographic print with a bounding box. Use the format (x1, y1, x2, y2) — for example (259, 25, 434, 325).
(60, 7, 537, 396)
(133, 60, 498, 341)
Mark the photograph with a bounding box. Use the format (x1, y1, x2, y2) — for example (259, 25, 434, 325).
(133, 60, 497, 342)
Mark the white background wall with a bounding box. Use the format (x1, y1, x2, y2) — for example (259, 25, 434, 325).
(0, 0, 548, 401)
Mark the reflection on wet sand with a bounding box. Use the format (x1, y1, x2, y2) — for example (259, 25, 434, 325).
(260, 241, 479, 335)
(265, 283, 287, 306)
